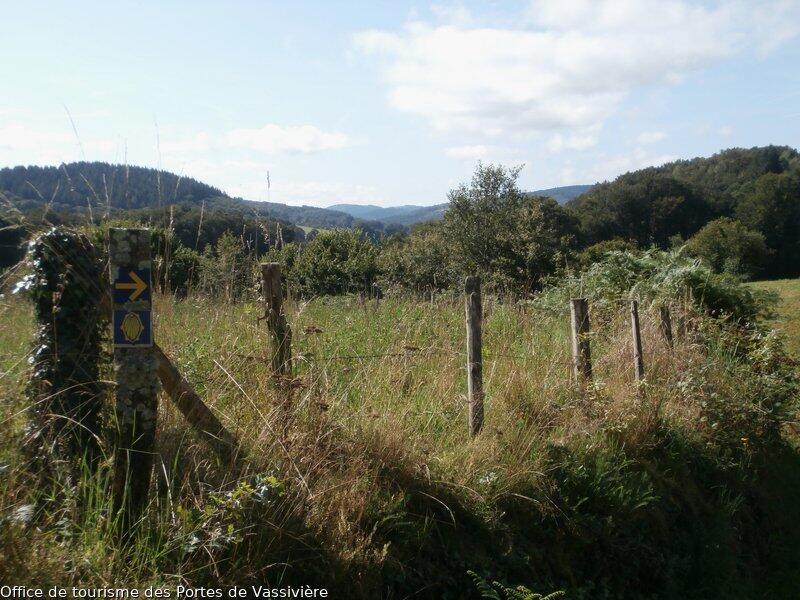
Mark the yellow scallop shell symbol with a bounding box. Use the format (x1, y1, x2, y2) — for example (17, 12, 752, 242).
(120, 312, 144, 343)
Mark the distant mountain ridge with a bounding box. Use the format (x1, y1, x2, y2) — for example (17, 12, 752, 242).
(329, 184, 594, 225)
(0, 161, 595, 230)
(0, 162, 364, 230)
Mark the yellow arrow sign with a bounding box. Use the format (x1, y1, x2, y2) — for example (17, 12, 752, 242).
(115, 270, 148, 301)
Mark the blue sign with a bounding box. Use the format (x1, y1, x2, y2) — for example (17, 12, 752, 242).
(113, 267, 151, 304)
(113, 309, 152, 347)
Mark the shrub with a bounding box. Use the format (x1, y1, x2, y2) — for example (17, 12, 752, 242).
(685, 217, 769, 279)
(377, 222, 456, 292)
(293, 229, 377, 296)
(536, 248, 776, 322)
(444, 163, 577, 293)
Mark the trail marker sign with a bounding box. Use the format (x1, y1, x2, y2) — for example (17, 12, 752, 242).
(112, 265, 152, 348)
(113, 268, 150, 303)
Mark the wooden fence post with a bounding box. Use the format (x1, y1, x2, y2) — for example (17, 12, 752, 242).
(153, 344, 240, 461)
(630, 300, 645, 383)
(659, 306, 674, 347)
(261, 263, 292, 376)
(570, 298, 593, 387)
(465, 276, 484, 437)
(109, 228, 159, 535)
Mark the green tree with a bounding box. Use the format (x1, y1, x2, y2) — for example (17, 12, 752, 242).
(198, 231, 253, 301)
(294, 229, 377, 296)
(685, 217, 769, 279)
(443, 164, 577, 292)
(735, 171, 800, 278)
(378, 221, 455, 292)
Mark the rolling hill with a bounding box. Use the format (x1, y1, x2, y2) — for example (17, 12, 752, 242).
(0, 162, 595, 230)
(329, 184, 593, 226)
(0, 162, 361, 231)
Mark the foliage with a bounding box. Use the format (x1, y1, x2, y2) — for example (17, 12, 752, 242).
(568, 146, 800, 278)
(0, 211, 27, 270)
(576, 238, 638, 271)
(12, 228, 105, 464)
(569, 171, 710, 248)
(377, 221, 457, 292)
(468, 571, 565, 600)
(0, 161, 397, 233)
(685, 217, 769, 279)
(0, 161, 223, 212)
(443, 164, 578, 292)
(735, 170, 800, 278)
(292, 229, 377, 296)
(195, 231, 258, 302)
(536, 248, 777, 322)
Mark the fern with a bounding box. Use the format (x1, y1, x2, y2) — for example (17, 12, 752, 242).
(467, 570, 565, 600)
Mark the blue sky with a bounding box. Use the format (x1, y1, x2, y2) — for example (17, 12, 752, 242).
(2, 0, 799, 207)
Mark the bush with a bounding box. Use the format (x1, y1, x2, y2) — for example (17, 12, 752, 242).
(377, 222, 456, 292)
(685, 217, 769, 279)
(536, 248, 777, 322)
(293, 229, 377, 296)
(576, 238, 638, 271)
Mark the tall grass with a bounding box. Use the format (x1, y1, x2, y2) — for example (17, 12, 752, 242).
(0, 290, 799, 597)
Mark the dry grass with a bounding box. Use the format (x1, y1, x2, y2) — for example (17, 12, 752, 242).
(0, 291, 798, 596)
(751, 278, 800, 355)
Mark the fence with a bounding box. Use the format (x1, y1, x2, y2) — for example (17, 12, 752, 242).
(23, 227, 690, 541)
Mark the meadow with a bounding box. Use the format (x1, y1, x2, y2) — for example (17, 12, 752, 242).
(2, 280, 800, 598)
(751, 278, 800, 355)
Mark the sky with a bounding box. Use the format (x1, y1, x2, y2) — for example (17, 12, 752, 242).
(2, 0, 800, 207)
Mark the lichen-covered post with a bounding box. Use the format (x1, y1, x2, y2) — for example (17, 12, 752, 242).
(465, 276, 484, 437)
(659, 306, 674, 347)
(630, 300, 645, 383)
(570, 298, 593, 388)
(261, 263, 292, 377)
(109, 228, 159, 534)
(22, 228, 105, 468)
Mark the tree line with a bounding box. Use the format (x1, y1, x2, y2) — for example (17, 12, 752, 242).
(2, 146, 799, 295)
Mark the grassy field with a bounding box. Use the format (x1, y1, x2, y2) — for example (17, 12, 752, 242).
(751, 278, 800, 355)
(2, 291, 800, 598)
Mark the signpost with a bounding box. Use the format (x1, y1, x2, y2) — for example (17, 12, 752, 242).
(112, 267, 152, 347)
(109, 228, 159, 535)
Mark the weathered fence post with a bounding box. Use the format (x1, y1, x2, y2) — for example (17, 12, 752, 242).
(109, 228, 160, 535)
(570, 298, 593, 387)
(261, 263, 292, 376)
(465, 276, 484, 436)
(659, 306, 674, 347)
(153, 344, 240, 461)
(630, 300, 645, 383)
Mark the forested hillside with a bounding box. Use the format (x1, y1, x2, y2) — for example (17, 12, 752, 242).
(568, 145, 800, 278)
(0, 162, 362, 230)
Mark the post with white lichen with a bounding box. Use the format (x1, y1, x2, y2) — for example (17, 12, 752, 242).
(465, 276, 484, 437)
(570, 298, 593, 389)
(630, 300, 645, 384)
(261, 263, 292, 377)
(109, 228, 159, 536)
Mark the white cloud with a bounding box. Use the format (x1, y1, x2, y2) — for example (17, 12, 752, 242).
(160, 124, 353, 159)
(548, 131, 599, 152)
(269, 180, 380, 206)
(225, 124, 352, 154)
(636, 130, 667, 144)
(0, 123, 115, 166)
(588, 148, 677, 182)
(718, 125, 734, 136)
(160, 132, 213, 154)
(445, 144, 489, 160)
(430, 4, 475, 26)
(354, 0, 800, 138)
